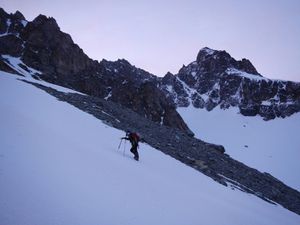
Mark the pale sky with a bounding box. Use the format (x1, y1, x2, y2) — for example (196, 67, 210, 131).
(2, 0, 300, 81)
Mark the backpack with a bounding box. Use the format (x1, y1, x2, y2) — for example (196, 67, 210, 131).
(129, 132, 140, 144)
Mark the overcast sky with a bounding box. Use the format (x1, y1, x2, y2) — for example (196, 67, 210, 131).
(2, 0, 300, 81)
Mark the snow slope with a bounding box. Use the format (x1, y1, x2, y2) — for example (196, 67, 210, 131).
(178, 106, 300, 191)
(1, 71, 300, 225)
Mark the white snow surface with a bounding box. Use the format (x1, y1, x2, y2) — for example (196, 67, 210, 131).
(1, 71, 300, 225)
(201, 47, 215, 55)
(178, 106, 300, 191)
(21, 20, 28, 27)
(226, 67, 268, 81)
(1, 55, 83, 95)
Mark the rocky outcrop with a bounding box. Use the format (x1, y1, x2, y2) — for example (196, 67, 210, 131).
(20, 14, 96, 80)
(0, 8, 192, 134)
(0, 9, 27, 57)
(196, 47, 260, 75)
(160, 47, 300, 120)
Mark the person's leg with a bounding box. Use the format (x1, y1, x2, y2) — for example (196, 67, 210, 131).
(134, 148, 139, 161)
(130, 146, 139, 161)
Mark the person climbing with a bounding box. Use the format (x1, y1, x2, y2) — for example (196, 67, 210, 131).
(122, 131, 140, 161)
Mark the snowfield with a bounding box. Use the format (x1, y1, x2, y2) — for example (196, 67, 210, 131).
(1, 71, 300, 225)
(178, 106, 300, 191)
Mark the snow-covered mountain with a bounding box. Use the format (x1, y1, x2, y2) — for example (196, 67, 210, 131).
(1, 70, 300, 225)
(160, 47, 300, 120)
(1, 7, 300, 219)
(0, 8, 191, 134)
(1, 7, 300, 131)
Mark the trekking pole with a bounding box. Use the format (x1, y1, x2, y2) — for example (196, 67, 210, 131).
(123, 140, 126, 156)
(118, 139, 123, 150)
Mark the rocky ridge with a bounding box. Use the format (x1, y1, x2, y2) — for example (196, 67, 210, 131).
(0, 8, 191, 134)
(159, 47, 300, 120)
(1, 8, 300, 124)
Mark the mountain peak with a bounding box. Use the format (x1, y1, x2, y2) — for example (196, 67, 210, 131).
(200, 47, 216, 55)
(0, 8, 25, 20)
(31, 14, 59, 30)
(196, 47, 218, 61)
(12, 10, 25, 20)
(0, 7, 9, 18)
(196, 47, 232, 64)
(195, 47, 260, 75)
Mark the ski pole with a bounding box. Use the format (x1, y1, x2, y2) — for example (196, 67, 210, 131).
(123, 140, 126, 156)
(118, 139, 123, 150)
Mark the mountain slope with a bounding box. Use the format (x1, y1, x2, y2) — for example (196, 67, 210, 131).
(0, 8, 191, 134)
(1, 71, 300, 225)
(178, 106, 300, 191)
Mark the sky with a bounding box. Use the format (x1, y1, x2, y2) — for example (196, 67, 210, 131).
(2, 0, 300, 81)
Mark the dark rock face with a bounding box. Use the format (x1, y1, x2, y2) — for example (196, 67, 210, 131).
(238, 58, 259, 75)
(0, 35, 23, 56)
(21, 14, 96, 79)
(0, 9, 25, 34)
(196, 47, 260, 75)
(160, 47, 300, 120)
(0, 9, 27, 57)
(0, 8, 192, 134)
